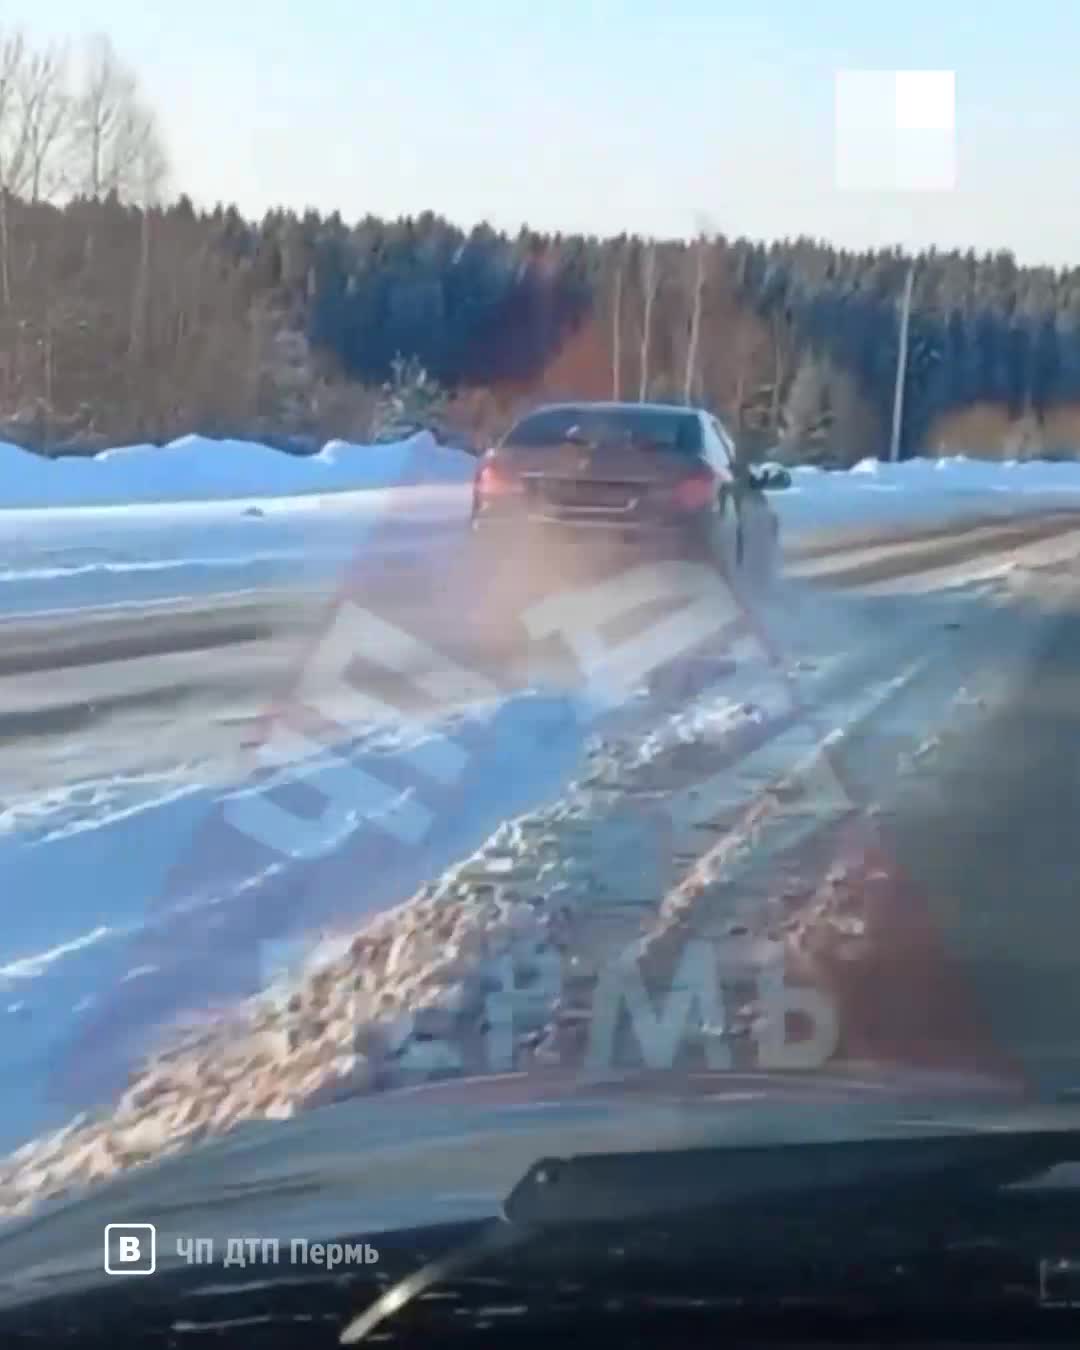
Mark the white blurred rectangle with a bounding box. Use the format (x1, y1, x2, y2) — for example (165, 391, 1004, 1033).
(894, 128, 956, 191)
(895, 70, 954, 130)
(835, 69, 956, 192)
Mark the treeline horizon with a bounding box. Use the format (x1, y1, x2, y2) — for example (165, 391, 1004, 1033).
(4, 25, 1080, 461)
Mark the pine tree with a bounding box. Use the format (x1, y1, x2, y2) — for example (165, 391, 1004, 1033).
(371, 354, 448, 442)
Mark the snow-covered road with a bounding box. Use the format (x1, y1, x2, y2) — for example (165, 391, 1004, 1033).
(4, 548, 1077, 1212)
(3, 515, 1078, 1160)
(5, 434, 1080, 1172)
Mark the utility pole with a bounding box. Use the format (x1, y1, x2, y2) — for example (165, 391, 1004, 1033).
(889, 262, 915, 463)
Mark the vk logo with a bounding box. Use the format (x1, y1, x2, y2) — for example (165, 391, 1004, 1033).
(104, 1223, 156, 1275)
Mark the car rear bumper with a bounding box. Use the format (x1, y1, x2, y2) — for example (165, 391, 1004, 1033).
(472, 507, 714, 558)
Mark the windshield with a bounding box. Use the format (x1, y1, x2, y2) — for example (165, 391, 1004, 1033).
(4, 3, 1080, 1333)
(504, 407, 704, 452)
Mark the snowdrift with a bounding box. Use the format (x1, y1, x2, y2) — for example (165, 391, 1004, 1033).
(4, 431, 1080, 530)
(772, 454, 1080, 542)
(0, 431, 476, 509)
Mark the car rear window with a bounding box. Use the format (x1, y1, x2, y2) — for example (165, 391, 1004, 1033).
(504, 407, 703, 453)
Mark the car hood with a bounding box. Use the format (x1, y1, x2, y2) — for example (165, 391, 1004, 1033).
(0, 1064, 1059, 1311)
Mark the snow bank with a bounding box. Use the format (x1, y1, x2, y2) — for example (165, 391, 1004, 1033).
(0, 431, 476, 509)
(5, 431, 1080, 522)
(771, 454, 1080, 543)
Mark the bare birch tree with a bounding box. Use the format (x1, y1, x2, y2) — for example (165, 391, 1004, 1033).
(0, 31, 29, 307)
(0, 31, 75, 313)
(71, 34, 167, 202)
(768, 310, 787, 435)
(18, 42, 69, 201)
(610, 244, 623, 399)
(109, 96, 168, 202)
(638, 240, 657, 401)
(682, 236, 707, 403)
(72, 34, 125, 198)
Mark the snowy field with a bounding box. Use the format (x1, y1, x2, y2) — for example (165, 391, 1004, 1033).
(778, 454, 1080, 541)
(4, 434, 1080, 1154)
(0, 432, 474, 508)
(0, 489, 470, 615)
(0, 433, 475, 614)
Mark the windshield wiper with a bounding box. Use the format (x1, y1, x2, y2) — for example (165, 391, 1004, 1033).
(340, 1128, 1080, 1343)
(504, 1128, 1080, 1226)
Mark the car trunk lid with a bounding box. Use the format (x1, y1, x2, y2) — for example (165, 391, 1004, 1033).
(507, 441, 704, 519)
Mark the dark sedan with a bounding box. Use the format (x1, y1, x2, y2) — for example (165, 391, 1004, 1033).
(470, 401, 783, 588)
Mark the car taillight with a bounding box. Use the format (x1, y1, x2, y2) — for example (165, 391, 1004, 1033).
(670, 472, 716, 511)
(474, 457, 524, 499)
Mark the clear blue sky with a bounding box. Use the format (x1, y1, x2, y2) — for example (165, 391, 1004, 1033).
(7, 0, 1080, 266)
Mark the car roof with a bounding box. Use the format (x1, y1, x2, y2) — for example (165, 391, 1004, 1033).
(519, 401, 705, 418)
